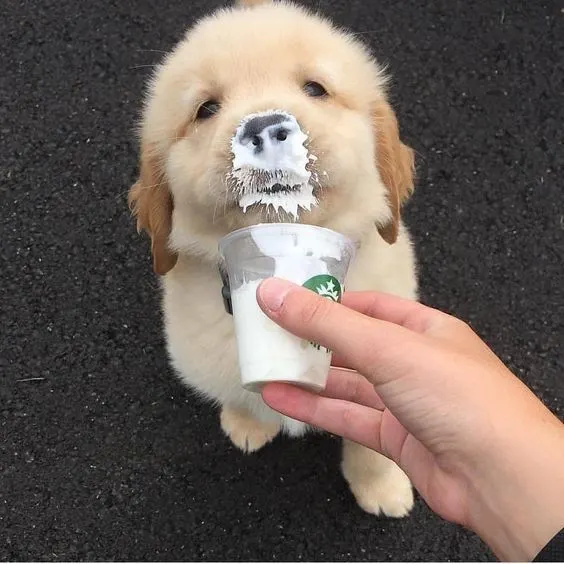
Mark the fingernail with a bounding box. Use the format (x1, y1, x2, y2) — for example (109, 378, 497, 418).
(258, 278, 292, 312)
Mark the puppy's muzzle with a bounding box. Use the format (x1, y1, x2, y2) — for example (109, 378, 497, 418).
(232, 111, 303, 171)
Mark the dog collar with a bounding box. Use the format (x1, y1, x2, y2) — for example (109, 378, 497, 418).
(218, 263, 233, 315)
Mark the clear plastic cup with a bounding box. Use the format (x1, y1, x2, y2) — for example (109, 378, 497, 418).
(219, 223, 356, 393)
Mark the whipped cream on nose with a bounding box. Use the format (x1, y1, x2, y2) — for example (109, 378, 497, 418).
(232, 111, 309, 175)
(230, 110, 318, 219)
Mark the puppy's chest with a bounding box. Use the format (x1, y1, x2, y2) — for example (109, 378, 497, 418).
(165, 266, 232, 329)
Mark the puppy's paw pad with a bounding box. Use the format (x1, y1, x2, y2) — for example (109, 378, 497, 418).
(348, 467, 414, 518)
(220, 407, 279, 453)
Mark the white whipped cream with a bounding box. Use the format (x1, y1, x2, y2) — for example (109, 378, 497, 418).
(237, 182, 317, 220)
(230, 110, 318, 219)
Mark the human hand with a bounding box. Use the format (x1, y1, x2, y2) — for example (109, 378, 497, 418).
(256, 278, 564, 562)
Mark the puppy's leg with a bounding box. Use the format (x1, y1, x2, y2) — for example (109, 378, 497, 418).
(342, 439, 414, 518)
(220, 405, 280, 453)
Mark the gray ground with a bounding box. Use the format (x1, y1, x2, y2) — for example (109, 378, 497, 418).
(2, 0, 563, 560)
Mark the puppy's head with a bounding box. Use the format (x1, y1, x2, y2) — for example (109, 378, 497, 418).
(129, 0, 414, 274)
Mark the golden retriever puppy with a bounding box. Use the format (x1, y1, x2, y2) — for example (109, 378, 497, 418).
(129, 0, 417, 517)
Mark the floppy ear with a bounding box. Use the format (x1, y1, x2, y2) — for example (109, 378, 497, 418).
(237, 0, 271, 6)
(128, 145, 178, 275)
(373, 99, 415, 244)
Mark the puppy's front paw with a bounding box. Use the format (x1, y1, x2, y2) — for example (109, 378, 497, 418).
(347, 463, 414, 518)
(220, 406, 280, 453)
(342, 440, 414, 518)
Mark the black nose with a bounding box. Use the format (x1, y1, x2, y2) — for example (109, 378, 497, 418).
(241, 113, 287, 141)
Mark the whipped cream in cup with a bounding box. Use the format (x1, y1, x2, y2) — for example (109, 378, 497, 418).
(219, 223, 356, 393)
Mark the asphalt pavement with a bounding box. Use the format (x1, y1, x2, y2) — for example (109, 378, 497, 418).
(2, 0, 563, 560)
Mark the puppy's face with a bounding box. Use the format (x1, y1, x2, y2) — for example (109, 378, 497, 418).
(129, 0, 414, 274)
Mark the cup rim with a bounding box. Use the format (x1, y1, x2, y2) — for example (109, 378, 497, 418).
(218, 222, 356, 256)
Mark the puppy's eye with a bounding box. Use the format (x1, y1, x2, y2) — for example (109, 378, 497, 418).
(303, 81, 328, 98)
(196, 100, 221, 120)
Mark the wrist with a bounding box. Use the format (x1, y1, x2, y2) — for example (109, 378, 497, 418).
(466, 412, 564, 561)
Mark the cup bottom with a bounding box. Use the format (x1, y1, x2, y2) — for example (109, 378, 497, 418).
(241, 363, 330, 394)
(243, 378, 326, 394)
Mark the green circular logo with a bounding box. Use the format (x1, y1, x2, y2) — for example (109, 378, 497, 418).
(302, 275, 342, 303)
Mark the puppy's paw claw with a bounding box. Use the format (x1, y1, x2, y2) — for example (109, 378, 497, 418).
(220, 406, 280, 453)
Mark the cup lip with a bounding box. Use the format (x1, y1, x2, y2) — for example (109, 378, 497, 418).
(218, 222, 356, 256)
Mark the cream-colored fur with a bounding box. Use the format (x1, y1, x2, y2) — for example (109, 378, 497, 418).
(129, 0, 417, 518)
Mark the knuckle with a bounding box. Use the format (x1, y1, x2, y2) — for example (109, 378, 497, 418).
(343, 373, 362, 403)
(298, 293, 332, 327)
(452, 317, 473, 334)
(341, 404, 357, 428)
(429, 311, 470, 336)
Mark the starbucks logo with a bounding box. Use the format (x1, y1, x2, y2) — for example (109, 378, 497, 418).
(302, 275, 342, 303)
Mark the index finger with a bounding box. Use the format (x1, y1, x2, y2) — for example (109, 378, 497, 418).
(331, 292, 442, 369)
(340, 291, 445, 334)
